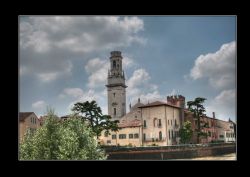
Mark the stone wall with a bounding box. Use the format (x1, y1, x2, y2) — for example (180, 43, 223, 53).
(105, 143, 236, 160)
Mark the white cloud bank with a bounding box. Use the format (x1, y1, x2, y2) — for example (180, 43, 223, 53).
(188, 41, 236, 121)
(190, 41, 236, 90)
(20, 16, 145, 82)
(32, 100, 46, 110)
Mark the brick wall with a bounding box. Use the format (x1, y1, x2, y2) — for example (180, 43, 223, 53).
(105, 143, 236, 160)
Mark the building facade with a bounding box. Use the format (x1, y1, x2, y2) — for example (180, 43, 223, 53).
(184, 111, 236, 144)
(19, 112, 40, 142)
(140, 101, 182, 146)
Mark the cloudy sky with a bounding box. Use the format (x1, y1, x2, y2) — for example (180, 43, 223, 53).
(19, 16, 236, 122)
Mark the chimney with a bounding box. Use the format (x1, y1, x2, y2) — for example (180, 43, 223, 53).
(129, 103, 131, 111)
(138, 98, 140, 103)
(212, 112, 215, 119)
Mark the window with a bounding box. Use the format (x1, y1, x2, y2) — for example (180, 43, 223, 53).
(119, 134, 126, 139)
(104, 132, 109, 137)
(144, 120, 147, 128)
(114, 108, 116, 116)
(129, 134, 133, 139)
(31, 117, 33, 124)
(113, 93, 115, 97)
(143, 133, 146, 141)
(169, 130, 171, 139)
(153, 118, 157, 127)
(107, 140, 111, 144)
(113, 60, 116, 68)
(171, 130, 174, 138)
(171, 120, 172, 126)
(174, 119, 177, 126)
(134, 133, 139, 139)
(168, 120, 169, 125)
(159, 131, 162, 140)
(112, 134, 116, 139)
(158, 119, 162, 127)
(219, 135, 224, 139)
(35, 118, 36, 124)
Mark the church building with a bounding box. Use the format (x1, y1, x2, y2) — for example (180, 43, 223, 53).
(99, 51, 235, 147)
(100, 51, 184, 146)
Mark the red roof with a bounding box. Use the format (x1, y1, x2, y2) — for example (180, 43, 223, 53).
(118, 119, 142, 128)
(138, 101, 181, 109)
(19, 112, 33, 121)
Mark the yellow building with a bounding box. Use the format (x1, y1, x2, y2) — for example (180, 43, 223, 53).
(100, 97, 184, 147)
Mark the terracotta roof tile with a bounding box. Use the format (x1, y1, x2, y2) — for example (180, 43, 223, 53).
(118, 119, 142, 128)
(19, 112, 33, 121)
(138, 101, 181, 109)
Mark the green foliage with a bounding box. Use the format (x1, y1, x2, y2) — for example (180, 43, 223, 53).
(72, 101, 120, 138)
(187, 97, 206, 143)
(20, 111, 106, 160)
(179, 121, 193, 144)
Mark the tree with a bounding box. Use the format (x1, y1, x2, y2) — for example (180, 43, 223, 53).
(20, 109, 106, 160)
(179, 121, 193, 144)
(72, 101, 120, 139)
(187, 97, 206, 143)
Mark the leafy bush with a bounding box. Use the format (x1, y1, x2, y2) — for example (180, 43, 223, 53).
(20, 110, 106, 160)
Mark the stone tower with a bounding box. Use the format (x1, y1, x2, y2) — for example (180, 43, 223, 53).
(106, 51, 127, 120)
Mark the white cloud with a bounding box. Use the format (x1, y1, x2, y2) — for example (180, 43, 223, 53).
(32, 100, 46, 110)
(59, 88, 84, 98)
(123, 57, 134, 69)
(20, 16, 145, 54)
(189, 41, 236, 89)
(37, 72, 59, 82)
(126, 68, 162, 106)
(20, 65, 28, 76)
(127, 69, 150, 89)
(20, 16, 145, 82)
(85, 56, 135, 88)
(206, 89, 236, 121)
(85, 58, 109, 88)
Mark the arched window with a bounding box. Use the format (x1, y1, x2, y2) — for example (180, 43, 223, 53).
(158, 119, 162, 127)
(114, 108, 116, 116)
(113, 61, 116, 68)
(153, 118, 157, 127)
(159, 131, 162, 140)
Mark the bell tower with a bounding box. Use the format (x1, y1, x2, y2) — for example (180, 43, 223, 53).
(106, 51, 127, 120)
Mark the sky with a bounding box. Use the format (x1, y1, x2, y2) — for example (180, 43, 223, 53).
(19, 16, 236, 122)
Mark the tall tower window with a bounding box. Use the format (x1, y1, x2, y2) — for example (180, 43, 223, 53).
(113, 61, 116, 68)
(144, 120, 147, 128)
(113, 93, 115, 98)
(114, 108, 116, 116)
